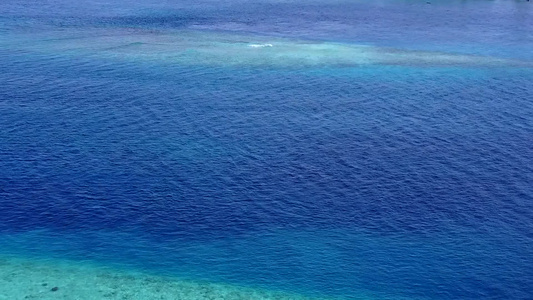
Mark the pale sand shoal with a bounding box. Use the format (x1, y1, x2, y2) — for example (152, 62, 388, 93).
(0, 255, 327, 300)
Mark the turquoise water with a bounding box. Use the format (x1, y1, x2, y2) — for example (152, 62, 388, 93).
(1, 0, 533, 299)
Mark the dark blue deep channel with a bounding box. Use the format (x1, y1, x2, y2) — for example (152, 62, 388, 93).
(1, 0, 532, 299)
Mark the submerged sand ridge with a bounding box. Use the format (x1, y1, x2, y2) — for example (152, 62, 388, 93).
(0, 256, 323, 300)
(3, 28, 532, 68)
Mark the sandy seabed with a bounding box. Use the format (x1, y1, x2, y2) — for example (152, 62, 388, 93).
(0, 255, 321, 300)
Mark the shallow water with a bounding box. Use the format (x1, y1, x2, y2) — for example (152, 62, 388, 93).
(1, 0, 533, 299)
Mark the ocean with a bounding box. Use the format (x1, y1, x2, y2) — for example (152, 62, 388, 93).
(0, 0, 532, 299)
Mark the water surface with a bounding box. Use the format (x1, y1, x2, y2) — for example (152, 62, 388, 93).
(1, 0, 532, 299)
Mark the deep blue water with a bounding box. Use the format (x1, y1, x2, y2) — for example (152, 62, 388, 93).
(1, 0, 533, 299)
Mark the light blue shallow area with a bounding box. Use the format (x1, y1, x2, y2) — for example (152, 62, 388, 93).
(1, 0, 533, 299)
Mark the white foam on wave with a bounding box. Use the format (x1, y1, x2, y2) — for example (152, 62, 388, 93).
(248, 43, 273, 48)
